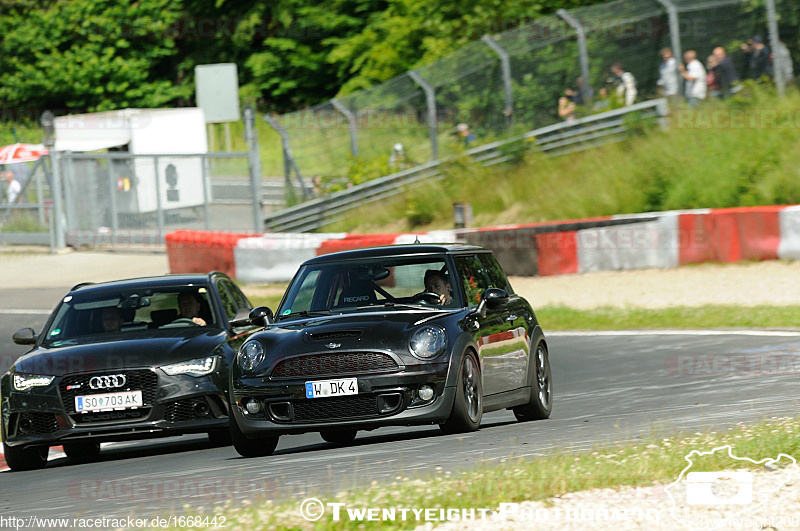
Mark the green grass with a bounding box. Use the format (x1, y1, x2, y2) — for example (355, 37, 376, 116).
(323, 83, 800, 233)
(168, 416, 800, 530)
(537, 304, 800, 330)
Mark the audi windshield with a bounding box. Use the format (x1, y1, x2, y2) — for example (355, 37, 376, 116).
(41, 286, 218, 347)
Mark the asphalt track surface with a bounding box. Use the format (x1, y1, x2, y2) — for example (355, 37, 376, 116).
(1, 287, 800, 522)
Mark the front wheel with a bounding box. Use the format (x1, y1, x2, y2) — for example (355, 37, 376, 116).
(440, 353, 482, 434)
(4, 442, 49, 471)
(513, 341, 553, 421)
(230, 418, 279, 458)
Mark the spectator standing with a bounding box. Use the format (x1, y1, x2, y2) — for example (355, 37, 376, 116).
(741, 35, 771, 79)
(680, 50, 707, 108)
(657, 48, 680, 99)
(610, 62, 637, 106)
(455, 123, 476, 146)
(558, 89, 577, 122)
(389, 143, 408, 170)
(712, 46, 740, 98)
(706, 55, 721, 98)
(3, 169, 21, 204)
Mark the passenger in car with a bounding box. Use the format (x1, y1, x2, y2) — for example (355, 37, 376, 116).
(177, 292, 207, 326)
(101, 307, 123, 333)
(424, 270, 453, 305)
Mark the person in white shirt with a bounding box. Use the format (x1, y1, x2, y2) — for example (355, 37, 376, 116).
(679, 50, 707, 108)
(3, 170, 21, 204)
(657, 48, 680, 98)
(610, 62, 637, 106)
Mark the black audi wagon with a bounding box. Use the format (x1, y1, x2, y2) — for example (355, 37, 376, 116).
(2, 272, 267, 471)
(229, 245, 552, 457)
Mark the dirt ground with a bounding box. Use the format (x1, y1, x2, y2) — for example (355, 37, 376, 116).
(3, 247, 800, 309)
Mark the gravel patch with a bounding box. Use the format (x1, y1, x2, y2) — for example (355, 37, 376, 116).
(510, 260, 800, 310)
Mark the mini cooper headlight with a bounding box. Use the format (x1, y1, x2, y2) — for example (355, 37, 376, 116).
(239, 340, 265, 372)
(409, 326, 447, 359)
(161, 356, 218, 376)
(13, 373, 55, 391)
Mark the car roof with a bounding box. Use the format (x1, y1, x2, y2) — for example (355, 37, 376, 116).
(303, 244, 487, 265)
(68, 273, 221, 295)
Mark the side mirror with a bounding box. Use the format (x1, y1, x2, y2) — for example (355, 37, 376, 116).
(12, 328, 37, 345)
(230, 306, 274, 328)
(474, 288, 509, 318)
(248, 306, 274, 327)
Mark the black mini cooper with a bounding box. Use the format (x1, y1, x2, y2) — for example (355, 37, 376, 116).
(229, 245, 552, 457)
(2, 272, 265, 471)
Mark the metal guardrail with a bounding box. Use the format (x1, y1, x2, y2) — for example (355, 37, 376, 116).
(263, 99, 668, 233)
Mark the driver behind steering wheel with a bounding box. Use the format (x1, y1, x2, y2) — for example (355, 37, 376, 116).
(424, 270, 452, 306)
(176, 292, 207, 326)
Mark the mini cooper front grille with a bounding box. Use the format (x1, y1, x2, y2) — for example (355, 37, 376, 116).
(308, 330, 363, 341)
(291, 395, 380, 422)
(17, 412, 59, 434)
(59, 370, 158, 423)
(271, 352, 398, 378)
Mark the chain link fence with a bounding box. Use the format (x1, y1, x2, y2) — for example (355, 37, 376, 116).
(267, 0, 798, 192)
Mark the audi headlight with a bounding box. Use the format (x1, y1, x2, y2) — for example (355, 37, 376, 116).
(409, 326, 447, 359)
(239, 341, 265, 372)
(13, 373, 55, 391)
(161, 356, 218, 377)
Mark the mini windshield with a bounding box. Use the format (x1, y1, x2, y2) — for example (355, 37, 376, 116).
(277, 255, 460, 318)
(42, 286, 217, 346)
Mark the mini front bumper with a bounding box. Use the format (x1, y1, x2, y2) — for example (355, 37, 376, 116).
(232, 365, 454, 436)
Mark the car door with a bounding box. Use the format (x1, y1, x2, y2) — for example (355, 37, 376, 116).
(453, 254, 517, 396)
(478, 252, 530, 390)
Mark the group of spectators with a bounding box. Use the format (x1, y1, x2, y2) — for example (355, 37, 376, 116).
(659, 36, 794, 108)
(560, 36, 794, 120)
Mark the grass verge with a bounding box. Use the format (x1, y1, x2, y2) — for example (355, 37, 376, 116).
(168, 417, 800, 530)
(537, 304, 800, 331)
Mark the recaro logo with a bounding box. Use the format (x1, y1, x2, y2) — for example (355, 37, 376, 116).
(343, 296, 370, 303)
(88, 374, 127, 390)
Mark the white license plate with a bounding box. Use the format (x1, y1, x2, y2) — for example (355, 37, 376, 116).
(75, 391, 143, 412)
(305, 378, 358, 399)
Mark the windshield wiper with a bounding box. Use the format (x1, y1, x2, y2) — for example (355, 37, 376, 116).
(278, 310, 333, 320)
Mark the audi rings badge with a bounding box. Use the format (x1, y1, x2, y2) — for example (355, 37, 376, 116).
(89, 374, 127, 390)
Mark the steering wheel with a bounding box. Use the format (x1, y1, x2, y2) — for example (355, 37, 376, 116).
(170, 317, 199, 326)
(411, 292, 442, 305)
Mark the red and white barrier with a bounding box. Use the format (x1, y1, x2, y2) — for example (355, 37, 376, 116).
(165, 205, 800, 282)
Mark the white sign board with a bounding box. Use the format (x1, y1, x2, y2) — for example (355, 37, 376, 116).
(195, 63, 240, 123)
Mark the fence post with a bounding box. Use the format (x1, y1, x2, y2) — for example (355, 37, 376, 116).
(106, 159, 119, 238)
(153, 155, 165, 239)
(41, 111, 65, 249)
(766, 0, 786, 97)
(557, 9, 592, 106)
(331, 99, 359, 158)
(655, 0, 683, 95)
(244, 105, 264, 232)
(264, 114, 309, 202)
(482, 35, 514, 128)
(408, 70, 438, 160)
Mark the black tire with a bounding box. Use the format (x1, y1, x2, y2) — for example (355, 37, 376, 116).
(513, 340, 553, 421)
(4, 442, 49, 471)
(208, 430, 232, 447)
(440, 353, 482, 434)
(63, 441, 101, 461)
(320, 429, 357, 444)
(230, 418, 279, 458)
